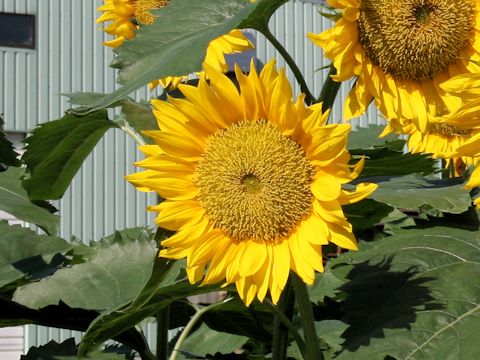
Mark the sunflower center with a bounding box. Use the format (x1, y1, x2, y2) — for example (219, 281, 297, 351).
(429, 123, 471, 137)
(357, 0, 475, 81)
(413, 4, 433, 22)
(134, 0, 168, 25)
(241, 174, 262, 194)
(195, 120, 314, 242)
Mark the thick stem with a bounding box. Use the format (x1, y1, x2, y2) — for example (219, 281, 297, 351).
(318, 66, 341, 115)
(138, 347, 157, 360)
(291, 274, 324, 360)
(267, 282, 306, 359)
(169, 298, 233, 360)
(261, 27, 316, 105)
(156, 307, 170, 360)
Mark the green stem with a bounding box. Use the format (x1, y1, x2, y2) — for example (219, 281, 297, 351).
(271, 279, 295, 360)
(291, 274, 323, 360)
(138, 347, 157, 360)
(156, 307, 170, 360)
(169, 298, 233, 360)
(120, 121, 146, 147)
(318, 65, 341, 115)
(261, 27, 316, 105)
(267, 285, 306, 359)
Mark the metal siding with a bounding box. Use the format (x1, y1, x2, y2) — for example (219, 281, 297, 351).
(0, 0, 385, 354)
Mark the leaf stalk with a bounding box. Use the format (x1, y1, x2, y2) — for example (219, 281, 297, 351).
(260, 27, 316, 105)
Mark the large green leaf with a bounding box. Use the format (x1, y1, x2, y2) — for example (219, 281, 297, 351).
(347, 125, 399, 150)
(367, 174, 471, 214)
(71, 0, 286, 115)
(180, 323, 249, 358)
(202, 298, 273, 342)
(0, 298, 151, 357)
(344, 199, 393, 232)
(0, 167, 59, 235)
(350, 139, 436, 178)
(78, 259, 220, 356)
(0, 221, 69, 268)
(21, 338, 129, 360)
(22, 110, 118, 200)
(0, 221, 70, 290)
(13, 228, 156, 311)
(330, 227, 480, 360)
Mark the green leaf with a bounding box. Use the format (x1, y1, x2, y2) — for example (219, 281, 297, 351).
(309, 264, 351, 303)
(331, 227, 480, 360)
(358, 152, 436, 178)
(21, 338, 130, 359)
(0, 167, 59, 235)
(344, 199, 393, 232)
(120, 98, 157, 144)
(181, 323, 249, 357)
(315, 320, 348, 353)
(22, 110, 118, 200)
(347, 125, 399, 150)
(71, 0, 287, 115)
(0, 115, 21, 169)
(0, 222, 69, 268)
(0, 298, 151, 356)
(202, 298, 273, 342)
(350, 138, 436, 178)
(13, 228, 156, 311)
(239, 0, 288, 31)
(368, 174, 471, 214)
(63, 92, 111, 106)
(78, 259, 220, 356)
(0, 221, 70, 289)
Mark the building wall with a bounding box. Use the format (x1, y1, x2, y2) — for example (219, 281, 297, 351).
(0, 0, 382, 356)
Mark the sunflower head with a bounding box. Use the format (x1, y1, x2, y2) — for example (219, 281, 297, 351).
(308, 0, 480, 129)
(358, 0, 474, 81)
(126, 60, 377, 305)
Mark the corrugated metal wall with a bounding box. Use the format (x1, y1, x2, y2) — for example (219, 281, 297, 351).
(0, 0, 383, 355)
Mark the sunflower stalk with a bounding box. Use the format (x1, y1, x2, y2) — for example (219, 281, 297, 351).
(291, 274, 324, 360)
(269, 279, 306, 359)
(260, 27, 316, 105)
(318, 65, 341, 115)
(156, 307, 170, 360)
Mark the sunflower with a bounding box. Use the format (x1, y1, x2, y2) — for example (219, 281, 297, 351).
(126, 60, 377, 305)
(382, 117, 478, 175)
(96, 1, 254, 89)
(308, 0, 480, 131)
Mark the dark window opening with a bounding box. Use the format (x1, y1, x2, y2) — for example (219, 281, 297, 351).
(0, 13, 35, 49)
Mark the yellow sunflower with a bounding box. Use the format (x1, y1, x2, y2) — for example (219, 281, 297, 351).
(382, 117, 478, 175)
(308, 0, 480, 131)
(96, 0, 254, 89)
(126, 60, 377, 305)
